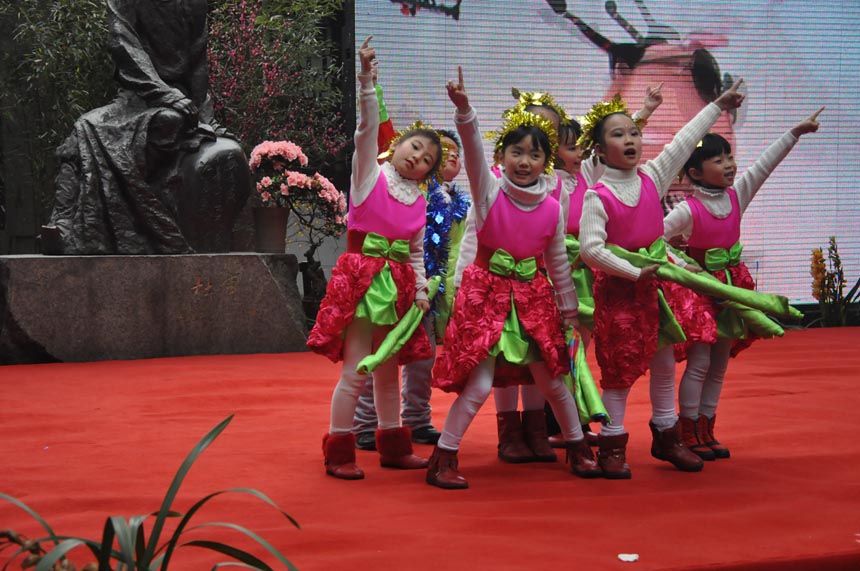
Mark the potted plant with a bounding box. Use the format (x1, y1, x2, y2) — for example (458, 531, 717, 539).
(248, 140, 347, 323)
(810, 236, 860, 327)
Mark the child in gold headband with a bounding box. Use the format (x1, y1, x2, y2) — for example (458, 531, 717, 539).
(427, 68, 600, 489)
(308, 36, 443, 480)
(577, 81, 745, 479)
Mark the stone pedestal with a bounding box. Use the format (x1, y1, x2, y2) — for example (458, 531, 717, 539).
(0, 253, 308, 364)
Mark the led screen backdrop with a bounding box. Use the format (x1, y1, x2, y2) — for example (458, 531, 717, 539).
(355, 0, 860, 304)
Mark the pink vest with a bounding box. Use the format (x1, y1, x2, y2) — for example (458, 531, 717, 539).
(686, 188, 741, 250)
(566, 173, 588, 237)
(593, 171, 663, 250)
(348, 171, 426, 241)
(477, 190, 559, 260)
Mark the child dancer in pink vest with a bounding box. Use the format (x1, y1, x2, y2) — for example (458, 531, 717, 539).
(664, 108, 823, 460)
(427, 68, 600, 489)
(307, 37, 443, 480)
(578, 82, 745, 479)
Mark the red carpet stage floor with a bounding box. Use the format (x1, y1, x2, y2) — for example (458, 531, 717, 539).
(2, 328, 859, 570)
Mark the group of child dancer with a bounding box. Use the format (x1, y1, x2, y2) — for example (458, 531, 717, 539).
(307, 37, 823, 488)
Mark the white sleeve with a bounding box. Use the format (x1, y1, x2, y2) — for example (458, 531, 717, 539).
(663, 201, 693, 241)
(558, 184, 571, 228)
(641, 103, 722, 198)
(579, 190, 642, 281)
(453, 206, 477, 288)
(734, 130, 798, 213)
(350, 71, 381, 207)
(455, 106, 498, 229)
(409, 226, 428, 300)
(544, 210, 578, 317)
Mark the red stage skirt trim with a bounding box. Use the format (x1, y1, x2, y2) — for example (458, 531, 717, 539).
(432, 265, 566, 394)
(306, 252, 431, 364)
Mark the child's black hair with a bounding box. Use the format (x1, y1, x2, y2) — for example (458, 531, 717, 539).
(525, 104, 561, 129)
(397, 128, 444, 178)
(436, 128, 461, 150)
(683, 133, 732, 180)
(555, 119, 582, 169)
(499, 126, 552, 167)
(558, 119, 582, 146)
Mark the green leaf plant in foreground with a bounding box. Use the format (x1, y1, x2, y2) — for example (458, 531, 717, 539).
(0, 415, 299, 571)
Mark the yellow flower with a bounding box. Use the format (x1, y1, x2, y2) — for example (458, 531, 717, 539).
(810, 248, 826, 301)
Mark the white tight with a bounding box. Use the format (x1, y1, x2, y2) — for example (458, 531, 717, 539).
(678, 339, 732, 420)
(600, 345, 678, 436)
(438, 357, 584, 451)
(329, 318, 400, 434)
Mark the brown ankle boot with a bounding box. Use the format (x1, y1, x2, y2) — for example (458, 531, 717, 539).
(522, 409, 558, 462)
(565, 439, 602, 478)
(650, 420, 705, 472)
(597, 432, 631, 479)
(496, 411, 535, 463)
(322, 433, 365, 480)
(426, 446, 469, 489)
(702, 414, 730, 459)
(680, 416, 716, 461)
(376, 427, 429, 469)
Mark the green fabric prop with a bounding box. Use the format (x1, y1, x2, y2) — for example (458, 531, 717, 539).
(564, 234, 594, 328)
(563, 329, 609, 425)
(356, 276, 442, 375)
(606, 239, 802, 343)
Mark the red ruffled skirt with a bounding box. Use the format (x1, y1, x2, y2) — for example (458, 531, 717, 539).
(672, 262, 757, 361)
(592, 269, 715, 389)
(306, 252, 431, 364)
(432, 265, 566, 394)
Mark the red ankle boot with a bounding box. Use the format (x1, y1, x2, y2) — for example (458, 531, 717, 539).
(565, 439, 602, 478)
(522, 409, 558, 462)
(650, 420, 705, 472)
(496, 411, 535, 463)
(322, 433, 365, 480)
(426, 446, 469, 489)
(680, 416, 716, 461)
(597, 432, 631, 479)
(702, 414, 730, 459)
(376, 427, 429, 469)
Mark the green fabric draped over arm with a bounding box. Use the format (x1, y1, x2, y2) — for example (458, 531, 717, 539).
(356, 276, 442, 375)
(607, 239, 802, 340)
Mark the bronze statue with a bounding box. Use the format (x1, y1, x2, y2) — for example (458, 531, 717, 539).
(43, 0, 249, 255)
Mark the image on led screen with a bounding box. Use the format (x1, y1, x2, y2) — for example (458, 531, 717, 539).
(355, 0, 860, 304)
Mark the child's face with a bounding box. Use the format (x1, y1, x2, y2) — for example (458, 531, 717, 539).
(557, 136, 583, 175)
(692, 152, 737, 189)
(391, 135, 440, 181)
(440, 136, 461, 182)
(501, 134, 547, 187)
(595, 114, 641, 170)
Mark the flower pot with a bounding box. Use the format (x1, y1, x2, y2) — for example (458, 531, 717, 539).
(253, 207, 289, 253)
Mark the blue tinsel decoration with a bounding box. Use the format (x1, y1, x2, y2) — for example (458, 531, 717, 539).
(424, 178, 471, 301)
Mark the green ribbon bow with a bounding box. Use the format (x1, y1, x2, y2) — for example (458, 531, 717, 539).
(488, 249, 537, 282)
(704, 242, 743, 272)
(361, 232, 410, 263)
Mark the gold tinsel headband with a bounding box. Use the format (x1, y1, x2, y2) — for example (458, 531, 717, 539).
(576, 94, 646, 159)
(484, 108, 558, 175)
(377, 120, 449, 184)
(510, 88, 573, 126)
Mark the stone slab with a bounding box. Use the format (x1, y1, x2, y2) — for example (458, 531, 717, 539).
(0, 253, 308, 364)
